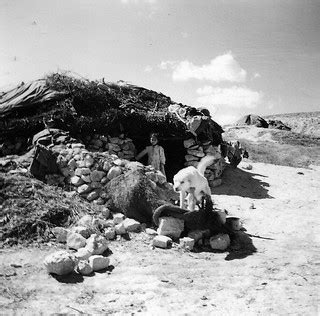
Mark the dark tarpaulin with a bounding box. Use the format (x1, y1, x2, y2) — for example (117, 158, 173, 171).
(0, 80, 66, 117)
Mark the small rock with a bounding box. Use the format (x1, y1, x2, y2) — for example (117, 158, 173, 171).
(86, 234, 109, 255)
(145, 228, 158, 235)
(179, 237, 195, 251)
(67, 232, 87, 250)
(77, 215, 93, 228)
(75, 247, 92, 261)
(87, 190, 99, 201)
(115, 222, 127, 235)
(153, 235, 172, 249)
(44, 251, 76, 276)
(107, 166, 122, 180)
(90, 170, 106, 182)
(113, 213, 125, 225)
(157, 217, 184, 239)
(122, 218, 141, 232)
(52, 227, 69, 243)
(209, 234, 230, 251)
(89, 255, 110, 271)
(77, 260, 93, 276)
(103, 227, 116, 240)
(72, 226, 92, 239)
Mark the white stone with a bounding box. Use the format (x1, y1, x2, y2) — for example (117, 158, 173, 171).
(102, 161, 113, 172)
(44, 251, 76, 276)
(72, 143, 85, 149)
(153, 235, 172, 249)
(113, 213, 125, 224)
(107, 166, 122, 180)
(70, 175, 84, 187)
(157, 217, 184, 239)
(67, 232, 87, 250)
(145, 228, 158, 235)
(81, 174, 92, 183)
(52, 227, 69, 243)
(103, 227, 116, 240)
(209, 234, 230, 251)
(156, 171, 167, 184)
(90, 170, 106, 182)
(123, 218, 141, 232)
(115, 222, 126, 235)
(72, 226, 92, 238)
(86, 190, 99, 201)
(75, 247, 92, 261)
(77, 215, 93, 227)
(77, 260, 93, 276)
(86, 234, 109, 255)
(77, 184, 91, 194)
(89, 255, 110, 271)
(76, 160, 87, 168)
(84, 157, 95, 168)
(183, 138, 196, 148)
(179, 237, 195, 250)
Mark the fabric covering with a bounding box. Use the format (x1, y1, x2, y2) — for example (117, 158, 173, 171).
(235, 114, 268, 128)
(0, 80, 65, 117)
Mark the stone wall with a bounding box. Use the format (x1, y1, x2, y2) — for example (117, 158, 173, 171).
(183, 138, 226, 188)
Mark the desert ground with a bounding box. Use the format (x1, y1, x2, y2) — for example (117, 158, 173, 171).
(1, 159, 319, 315)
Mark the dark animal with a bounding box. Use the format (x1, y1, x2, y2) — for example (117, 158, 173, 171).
(153, 194, 232, 236)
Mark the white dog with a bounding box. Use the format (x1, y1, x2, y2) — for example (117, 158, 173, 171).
(173, 155, 216, 211)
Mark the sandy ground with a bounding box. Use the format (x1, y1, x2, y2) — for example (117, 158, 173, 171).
(0, 161, 319, 315)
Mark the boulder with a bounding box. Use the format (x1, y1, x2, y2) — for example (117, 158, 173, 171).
(104, 169, 178, 223)
(89, 255, 110, 271)
(115, 222, 126, 235)
(113, 213, 125, 225)
(44, 251, 76, 276)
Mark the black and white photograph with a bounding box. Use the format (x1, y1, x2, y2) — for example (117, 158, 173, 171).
(0, 0, 319, 314)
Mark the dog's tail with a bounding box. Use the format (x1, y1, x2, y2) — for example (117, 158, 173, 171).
(153, 204, 188, 226)
(197, 155, 216, 176)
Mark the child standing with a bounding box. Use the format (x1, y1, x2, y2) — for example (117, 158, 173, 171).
(135, 132, 166, 178)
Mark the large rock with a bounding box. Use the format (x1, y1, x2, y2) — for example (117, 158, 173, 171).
(104, 169, 178, 223)
(44, 251, 76, 276)
(209, 234, 230, 251)
(52, 227, 69, 243)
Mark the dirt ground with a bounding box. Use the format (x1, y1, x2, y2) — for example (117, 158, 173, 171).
(0, 161, 319, 315)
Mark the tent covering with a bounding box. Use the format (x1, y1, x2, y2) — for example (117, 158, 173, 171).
(0, 80, 65, 117)
(235, 114, 269, 128)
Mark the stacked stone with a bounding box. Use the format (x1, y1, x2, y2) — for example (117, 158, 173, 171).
(83, 134, 136, 160)
(51, 142, 167, 204)
(0, 136, 28, 157)
(183, 138, 226, 187)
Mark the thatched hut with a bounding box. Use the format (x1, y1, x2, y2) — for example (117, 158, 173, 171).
(0, 73, 224, 182)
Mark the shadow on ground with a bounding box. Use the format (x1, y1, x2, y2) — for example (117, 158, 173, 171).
(214, 165, 273, 199)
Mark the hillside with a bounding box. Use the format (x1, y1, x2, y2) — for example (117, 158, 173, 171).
(265, 111, 320, 137)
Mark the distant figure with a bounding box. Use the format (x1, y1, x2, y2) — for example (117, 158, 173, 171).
(135, 132, 166, 178)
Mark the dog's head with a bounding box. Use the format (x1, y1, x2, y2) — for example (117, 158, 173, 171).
(173, 167, 194, 192)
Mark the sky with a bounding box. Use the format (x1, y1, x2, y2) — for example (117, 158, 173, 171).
(1, 0, 320, 125)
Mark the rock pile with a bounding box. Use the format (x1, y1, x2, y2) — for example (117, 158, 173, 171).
(46, 211, 142, 276)
(82, 134, 136, 160)
(183, 138, 226, 187)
